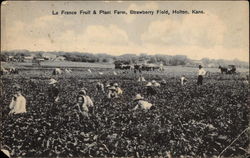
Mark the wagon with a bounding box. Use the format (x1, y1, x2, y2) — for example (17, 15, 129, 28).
(228, 65, 236, 74)
(114, 61, 131, 70)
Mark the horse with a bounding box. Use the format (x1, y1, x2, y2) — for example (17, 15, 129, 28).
(218, 66, 228, 74)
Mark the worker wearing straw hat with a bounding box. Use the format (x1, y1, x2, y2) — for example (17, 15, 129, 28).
(197, 65, 206, 85)
(9, 84, 27, 114)
(138, 75, 146, 82)
(78, 88, 94, 113)
(181, 75, 188, 85)
(133, 94, 153, 110)
(151, 80, 160, 87)
(96, 81, 105, 93)
(107, 86, 118, 99)
(48, 78, 59, 102)
(160, 79, 167, 85)
(146, 82, 157, 96)
(114, 83, 123, 95)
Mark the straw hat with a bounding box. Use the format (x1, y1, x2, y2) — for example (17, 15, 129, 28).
(134, 94, 144, 100)
(146, 82, 152, 87)
(49, 79, 57, 84)
(109, 86, 116, 91)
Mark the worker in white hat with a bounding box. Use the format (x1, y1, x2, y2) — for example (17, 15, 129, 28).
(9, 84, 27, 115)
(96, 81, 105, 93)
(160, 79, 167, 85)
(78, 88, 94, 114)
(65, 68, 72, 73)
(146, 82, 152, 87)
(107, 86, 118, 99)
(48, 78, 59, 102)
(138, 75, 146, 82)
(151, 80, 160, 87)
(180, 75, 188, 85)
(145, 82, 157, 96)
(133, 94, 153, 110)
(113, 83, 123, 95)
(72, 95, 89, 119)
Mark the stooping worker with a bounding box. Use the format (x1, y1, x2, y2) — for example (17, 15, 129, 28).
(180, 75, 188, 85)
(65, 68, 72, 73)
(160, 79, 167, 85)
(107, 86, 118, 99)
(133, 94, 153, 110)
(78, 88, 94, 114)
(48, 79, 60, 102)
(96, 82, 105, 93)
(152, 80, 161, 87)
(105, 82, 112, 91)
(9, 84, 27, 115)
(113, 83, 123, 95)
(138, 75, 146, 82)
(146, 82, 157, 95)
(197, 65, 206, 85)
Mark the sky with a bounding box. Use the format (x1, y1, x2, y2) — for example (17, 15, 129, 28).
(1, 1, 249, 61)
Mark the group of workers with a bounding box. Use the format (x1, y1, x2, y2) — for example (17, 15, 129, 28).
(7, 65, 207, 116)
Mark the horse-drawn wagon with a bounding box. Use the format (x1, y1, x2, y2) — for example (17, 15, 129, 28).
(219, 65, 236, 74)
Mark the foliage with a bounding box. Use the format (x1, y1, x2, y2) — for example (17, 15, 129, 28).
(2, 50, 248, 68)
(1, 68, 249, 157)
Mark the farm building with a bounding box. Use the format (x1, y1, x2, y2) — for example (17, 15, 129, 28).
(42, 53, 57, 60)
(24, 56, 34, 62)
(53, 56, 65, 61)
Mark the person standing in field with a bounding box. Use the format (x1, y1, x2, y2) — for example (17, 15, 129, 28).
(48, 79, 60, 103)
(180, 75, 188, 85)
(9, 84, 27, 115)
(197, 65, 206, 85)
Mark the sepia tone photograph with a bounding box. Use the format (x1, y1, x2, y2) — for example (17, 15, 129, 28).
(0, 1, 249, 157)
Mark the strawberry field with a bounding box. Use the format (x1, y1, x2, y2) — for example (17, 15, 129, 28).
(0, 67, 249, 157)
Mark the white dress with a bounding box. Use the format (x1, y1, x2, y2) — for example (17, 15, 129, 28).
(9, 95, 27, 114)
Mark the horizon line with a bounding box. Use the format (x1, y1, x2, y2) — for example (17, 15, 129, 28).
(1, 49, 249, 63)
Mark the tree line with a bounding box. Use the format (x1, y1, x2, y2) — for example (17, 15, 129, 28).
(1, 50, 248, 68)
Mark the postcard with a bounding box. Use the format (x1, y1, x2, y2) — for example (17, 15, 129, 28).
(1, 1, 249, 158)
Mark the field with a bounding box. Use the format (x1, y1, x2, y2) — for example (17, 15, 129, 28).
(0, 62, 249, 157)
